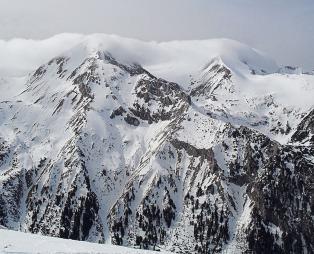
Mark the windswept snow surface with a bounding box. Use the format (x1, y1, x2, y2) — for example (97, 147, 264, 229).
(0, 229, 172, 254)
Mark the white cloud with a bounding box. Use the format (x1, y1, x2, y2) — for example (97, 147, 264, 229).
(0, 0, 313, 69)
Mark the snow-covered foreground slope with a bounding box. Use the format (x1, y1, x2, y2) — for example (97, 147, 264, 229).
(0, 229, 172, 253)
(0, 34, 313, 254)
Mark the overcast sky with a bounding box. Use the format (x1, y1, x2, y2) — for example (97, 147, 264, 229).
(0, 0, 313, 69)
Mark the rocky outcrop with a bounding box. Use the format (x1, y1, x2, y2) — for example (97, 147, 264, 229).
(291, 109, 314, 144)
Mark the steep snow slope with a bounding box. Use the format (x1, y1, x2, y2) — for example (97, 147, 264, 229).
(0, 229, 172, 253)
(0, 34, 313, 254)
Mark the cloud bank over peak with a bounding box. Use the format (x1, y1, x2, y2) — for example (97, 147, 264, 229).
(0, 0, 313, 70)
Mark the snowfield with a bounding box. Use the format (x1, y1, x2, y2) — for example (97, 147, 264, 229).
(0, 229, 172, 254)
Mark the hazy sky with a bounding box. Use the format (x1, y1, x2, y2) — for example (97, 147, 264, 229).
(0, 0, 313, 69)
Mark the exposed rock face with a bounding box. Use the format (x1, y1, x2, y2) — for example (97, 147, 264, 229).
(0, 39, 313, 254)
(291, 109, 314, 145)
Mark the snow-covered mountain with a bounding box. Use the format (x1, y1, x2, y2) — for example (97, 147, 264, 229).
(0, 34, 313, 254)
